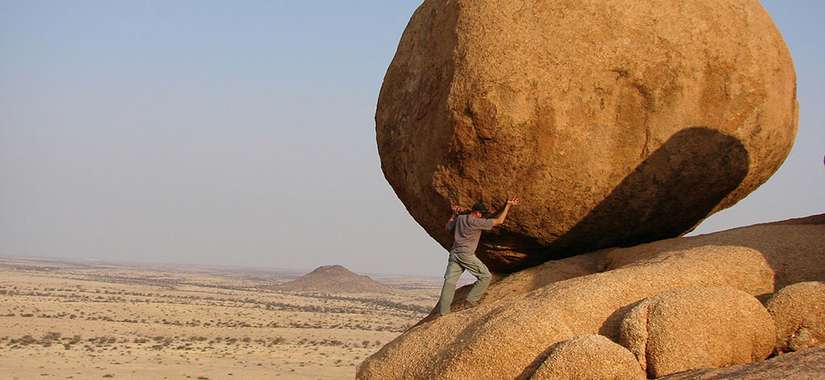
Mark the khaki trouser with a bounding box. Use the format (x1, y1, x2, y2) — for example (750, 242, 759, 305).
(437, 251, 492, 315)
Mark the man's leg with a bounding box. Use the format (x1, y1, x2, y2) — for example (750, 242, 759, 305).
(437, 255, 464, 316)
(456, 253, 492, 304)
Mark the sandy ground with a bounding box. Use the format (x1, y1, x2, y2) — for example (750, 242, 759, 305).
(0, 257, 440, 379)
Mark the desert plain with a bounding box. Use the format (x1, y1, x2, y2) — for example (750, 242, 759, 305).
(0, 256, 441, 379)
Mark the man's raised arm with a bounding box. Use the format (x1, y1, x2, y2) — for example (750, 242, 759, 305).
(492, 197, 520, 226)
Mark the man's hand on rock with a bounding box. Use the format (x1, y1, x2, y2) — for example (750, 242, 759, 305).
(452, 205, 468, 214)
(507, 197, 520, 206)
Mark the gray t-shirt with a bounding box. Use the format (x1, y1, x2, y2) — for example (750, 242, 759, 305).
(446, 214, 495, 254)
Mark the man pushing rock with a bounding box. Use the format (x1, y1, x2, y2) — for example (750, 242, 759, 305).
(437, 197, 520, 316)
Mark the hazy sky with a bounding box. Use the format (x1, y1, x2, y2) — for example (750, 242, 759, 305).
(1, 1, 823, 276)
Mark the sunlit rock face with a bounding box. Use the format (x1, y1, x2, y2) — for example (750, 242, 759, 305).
(376, 0, 797, 273)
(357, 216, 825, 380)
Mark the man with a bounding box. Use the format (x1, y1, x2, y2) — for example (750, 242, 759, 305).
(437, 197, 520, 316)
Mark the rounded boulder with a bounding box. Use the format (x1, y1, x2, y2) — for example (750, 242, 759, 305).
(376, 0, 797, 272)
(617, 287, 775, 378)
(766, 281, 825, 353)
(530, 335, 645, 380)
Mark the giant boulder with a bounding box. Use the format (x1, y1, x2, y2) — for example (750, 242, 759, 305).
(376, 0, 797, 272)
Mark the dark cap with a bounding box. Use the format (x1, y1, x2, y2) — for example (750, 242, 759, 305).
(471, 202, 489, 214)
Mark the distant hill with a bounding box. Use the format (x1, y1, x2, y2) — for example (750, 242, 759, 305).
(274, 265, 394, 294)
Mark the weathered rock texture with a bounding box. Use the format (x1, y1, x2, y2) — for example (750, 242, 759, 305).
(618, 287, 775, 378)
(357, 215, 825, 380)
(377, 0, 798, 272)
(428, 214, 825, 322)
(766, 281, 825, 353)
(530, 335, 644, 380)
(659, 346, 825, 380)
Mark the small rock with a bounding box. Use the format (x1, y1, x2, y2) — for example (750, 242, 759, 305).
(765, 281, 825, 353)
(617, 287, 775, 378)
(530, 335, 644, 380)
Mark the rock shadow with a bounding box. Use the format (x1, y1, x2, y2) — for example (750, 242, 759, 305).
(516, 126, 750, 271)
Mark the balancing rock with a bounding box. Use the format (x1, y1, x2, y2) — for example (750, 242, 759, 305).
(376, 0, 797, 272)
